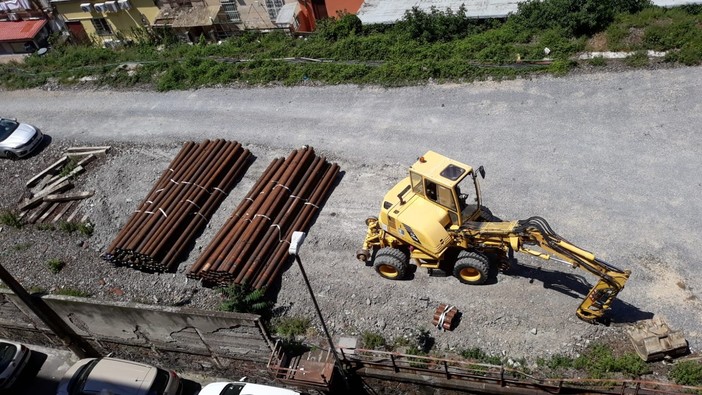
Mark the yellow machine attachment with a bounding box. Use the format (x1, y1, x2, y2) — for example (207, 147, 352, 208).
(459, 216, 631, 323)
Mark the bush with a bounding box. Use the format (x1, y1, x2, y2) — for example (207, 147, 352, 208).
(218, 283, 272, 316)
(361, 331, 387, 350)
(624, 51, 649, 67)
(0, 211, 22, 228)
(47, 258, 65, 274)
(274, 316, 311, 339)
(669, 360, 702, 386)
(573, 344, 650, 379)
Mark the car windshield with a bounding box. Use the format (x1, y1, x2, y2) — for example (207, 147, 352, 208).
(147, 368, 170, 395)
(0, 343, 17, 371)
(0, 119, 20, 141)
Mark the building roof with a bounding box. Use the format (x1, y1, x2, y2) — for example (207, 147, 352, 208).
(357, 0, 702, 25)
(0, 19, 46, 42)
(153, 5, 220, 28)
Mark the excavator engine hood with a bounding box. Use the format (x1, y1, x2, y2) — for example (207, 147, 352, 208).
(378, 178, 452, 257)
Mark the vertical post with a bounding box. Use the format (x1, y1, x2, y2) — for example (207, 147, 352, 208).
(0, 263, 100, 358)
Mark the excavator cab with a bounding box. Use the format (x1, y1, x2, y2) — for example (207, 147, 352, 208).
(409, 151, 485, 227)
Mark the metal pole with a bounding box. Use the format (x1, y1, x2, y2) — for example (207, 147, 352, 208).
(0, 263, 100, 358)
(293, 254, 342, 364)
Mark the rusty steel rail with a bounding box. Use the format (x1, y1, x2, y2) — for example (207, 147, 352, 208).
(188, 146, 339, 288)
(342, 348, 702, 395)
(102, 140, 252, 272)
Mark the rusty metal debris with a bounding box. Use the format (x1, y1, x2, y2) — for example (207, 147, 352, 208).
(103, 140, 251, 272)
(432, 303, 459, 331)
(187, 146, 339, 289)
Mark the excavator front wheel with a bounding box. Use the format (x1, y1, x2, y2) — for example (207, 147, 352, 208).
(374, 247, 409, 280)
(453, 251, 490, 285)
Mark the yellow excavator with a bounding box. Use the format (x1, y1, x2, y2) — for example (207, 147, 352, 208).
(356, 151, 631, 324)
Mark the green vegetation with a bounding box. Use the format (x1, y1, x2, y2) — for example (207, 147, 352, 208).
(12, 242, 32, 251)
(55, 287, 91, 297)
(1, 0, 699, 90)
(588, 56, 607, 66)
(37, 223, 56, 231)
(572, 344, 650, 379)
(57, 221, 94, 236)
(58, 157, 79, 177)
(0, 211, 23, 228)
(361, 331, 387, 350)
(461, 347, 503, 365)
(46, 258, 66, 274)
(669, 360, 702, 386)
(273, 316, 311, 339)
(218, 283, 272, 316)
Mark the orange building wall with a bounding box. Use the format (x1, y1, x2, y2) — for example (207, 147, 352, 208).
(325, 0, 362, 18)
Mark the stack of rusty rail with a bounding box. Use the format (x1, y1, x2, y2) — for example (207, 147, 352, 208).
(187, 146, 339, 289)
(103, 140, 251, 272)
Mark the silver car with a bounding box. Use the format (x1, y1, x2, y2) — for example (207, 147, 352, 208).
(57, 357, 182, 395)
(0, 117, 44, 159)
(0, 340, 31, 389)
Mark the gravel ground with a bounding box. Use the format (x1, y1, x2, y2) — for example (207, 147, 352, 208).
(1, 65, 701, 370)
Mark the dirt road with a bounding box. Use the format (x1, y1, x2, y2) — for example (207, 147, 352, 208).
(1, 66, 701, 361)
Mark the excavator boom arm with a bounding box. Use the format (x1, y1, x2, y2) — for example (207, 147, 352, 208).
(460, 216, 631, 323)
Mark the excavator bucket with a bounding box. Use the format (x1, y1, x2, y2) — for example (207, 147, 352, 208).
(626, 317, 689, 362)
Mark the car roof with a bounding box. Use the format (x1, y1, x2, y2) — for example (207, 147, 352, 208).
(83, 358, 157, 395)
(200, 382, 300, 395)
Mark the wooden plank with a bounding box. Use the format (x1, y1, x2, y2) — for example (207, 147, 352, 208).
(18, 180, 73, 211)
(34, 179, 74, 200)
(52, 201, 75, 223)
(66, 146, 112, 153)
(27, 202, 51, 224)
(66, 150, 108, 158)
(25, 156, 69, 188)
(44, 191, 94, 202)
(37, 166, 83, 197)
(66, 206, 81, 223)
(38, 202, 60, 223)
(76, 154, 96, 168)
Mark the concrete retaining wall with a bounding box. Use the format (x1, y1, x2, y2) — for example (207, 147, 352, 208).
(0, 289, 273, 364)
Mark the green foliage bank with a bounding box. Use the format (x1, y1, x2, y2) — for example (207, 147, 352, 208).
(1, 0, 700, 90)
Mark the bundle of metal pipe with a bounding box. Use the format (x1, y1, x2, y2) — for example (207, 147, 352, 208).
(188, 146, 339, 289)
(102, 140, 252, 272)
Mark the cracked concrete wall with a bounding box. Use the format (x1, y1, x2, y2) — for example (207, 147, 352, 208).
(0, 290, 272, 362)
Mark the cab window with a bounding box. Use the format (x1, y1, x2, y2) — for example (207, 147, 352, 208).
(410, 171, 423, 195)
(425, 180, 457, 211)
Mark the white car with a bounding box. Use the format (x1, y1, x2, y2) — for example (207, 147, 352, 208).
(0, 117, 44, 159)
(199, 381, 301, 395)
(0, 340, 31, 389)
(57, 357, 182, 395)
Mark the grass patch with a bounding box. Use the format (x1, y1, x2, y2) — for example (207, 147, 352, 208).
(57, 221, 94, 236)
(218, 283, 272, 316)
(273, 316, 311, 339)
(669, 360, 702, 386)
(588, 55, 607, 66)
(461, 347, 503, 365)
(0, 211, 22, 228)
(46, 258, 66, 274)
(573, 343, 650, 379)
(55, 287, 91, 297)
(37, 223, 56, 231)
(58, 157, 79, 177)
(12, 242, 32, 251)
(624, 51, 650, 67)
(361, 331, 387, 350)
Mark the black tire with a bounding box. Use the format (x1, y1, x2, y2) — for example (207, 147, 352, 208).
(374, 247, 409, 280)
(453, 250, 490, 285)
(5, 151, 17, 160)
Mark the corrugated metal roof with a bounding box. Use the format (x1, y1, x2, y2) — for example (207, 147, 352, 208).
(357, 0, 702, 25)
(0, 20, 46, 42)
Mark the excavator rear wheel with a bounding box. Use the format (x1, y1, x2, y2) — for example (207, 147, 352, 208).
(374, 247, 409, 280)
(453, 251, 490, 285)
